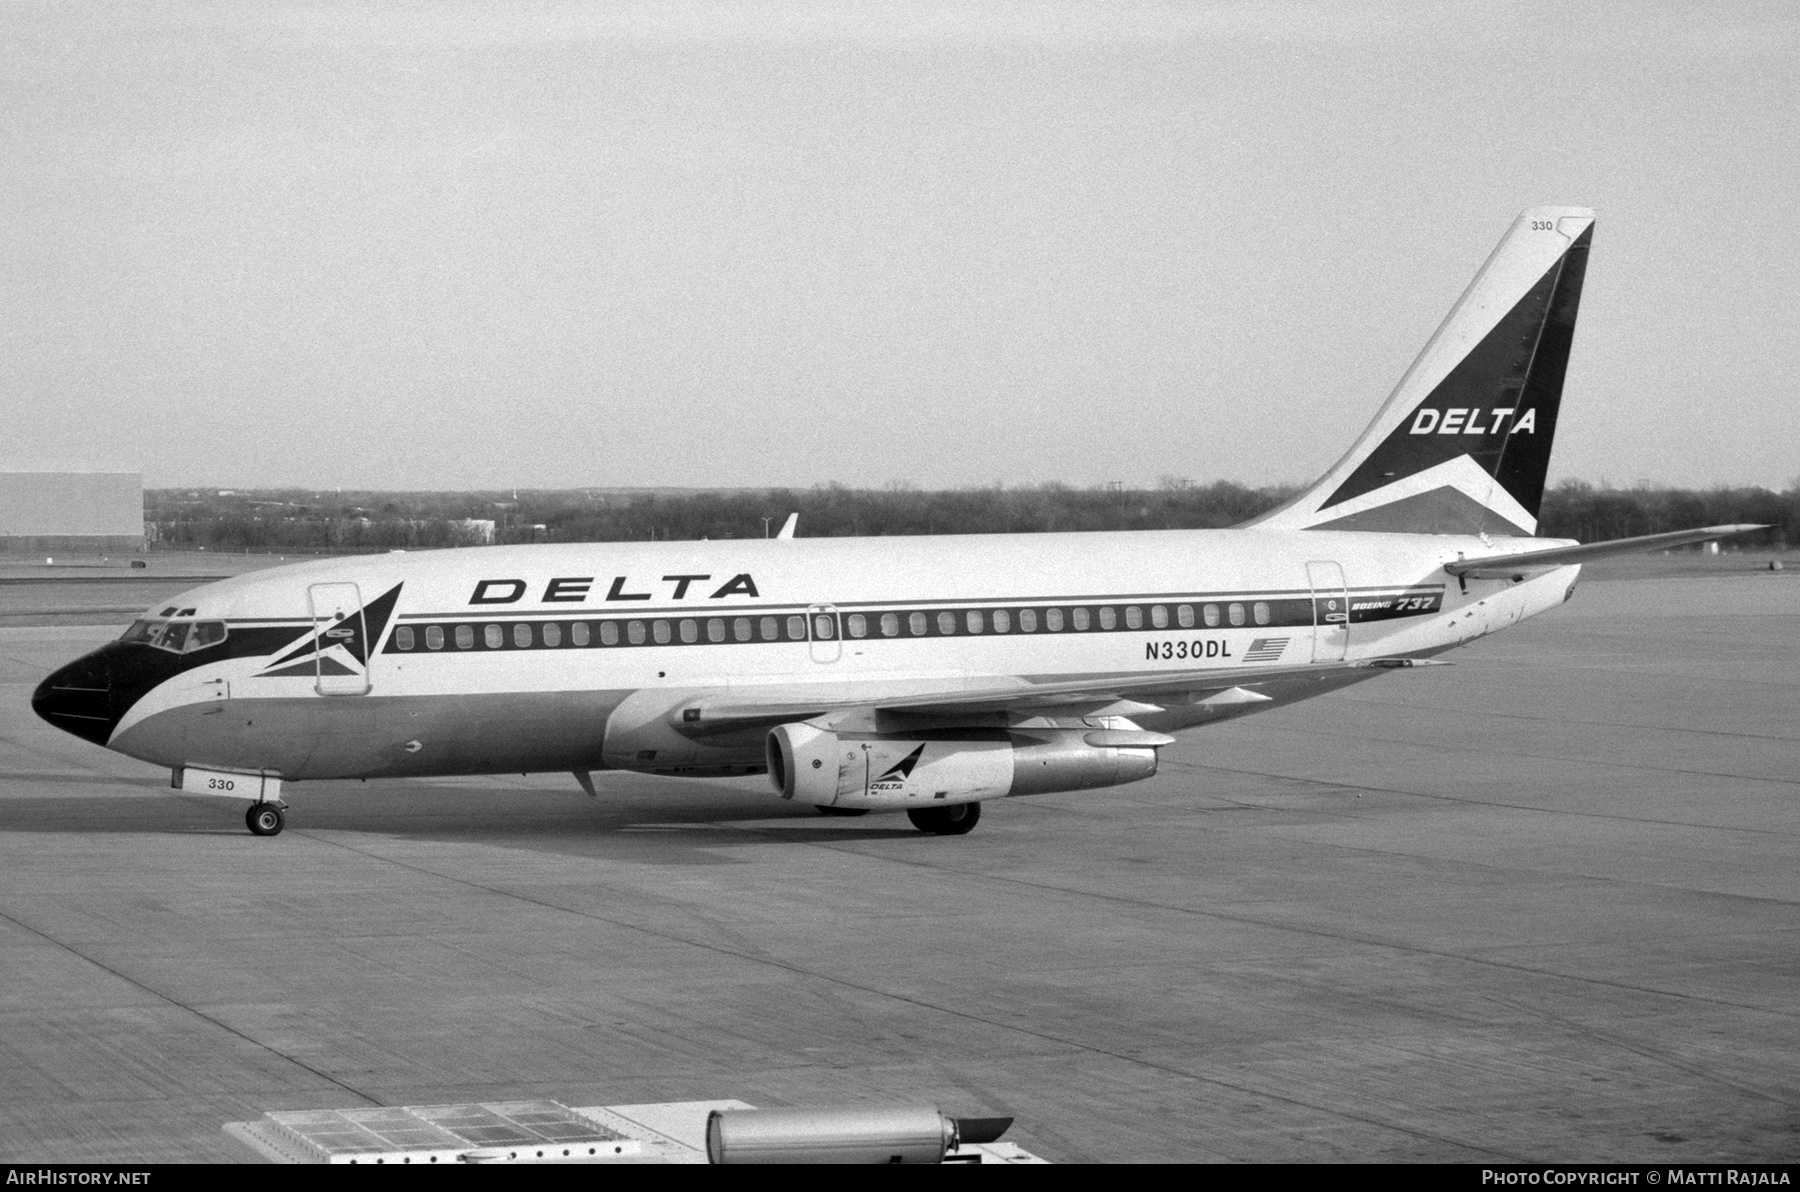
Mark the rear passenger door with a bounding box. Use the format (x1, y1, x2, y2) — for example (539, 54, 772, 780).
(1305, 561, 1349, 663)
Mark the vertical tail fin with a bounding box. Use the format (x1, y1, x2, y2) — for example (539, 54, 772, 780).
(1248, 207, 1594, 536)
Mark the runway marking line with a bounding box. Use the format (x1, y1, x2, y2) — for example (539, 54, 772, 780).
(290, 826, 1528, 1163)
(0, 904, 384, 1108)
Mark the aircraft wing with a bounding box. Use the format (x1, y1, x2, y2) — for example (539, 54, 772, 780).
(1442, 524, 1766, 580)
(677, 655, 1443, 735)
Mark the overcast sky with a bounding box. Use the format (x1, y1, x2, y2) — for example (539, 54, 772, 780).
(4, 1, 1796, 491)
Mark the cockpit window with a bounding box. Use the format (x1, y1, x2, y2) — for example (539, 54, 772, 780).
(121, 619, 228, 654)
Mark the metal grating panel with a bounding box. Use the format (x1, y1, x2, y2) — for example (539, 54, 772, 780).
(409, 1107, 536, 1148)
(262, 1102, 630, 1161)
(412, 1101, 628, 1147)
(266, 1107, 465, 1158)
(344, 1108, 467, 1151)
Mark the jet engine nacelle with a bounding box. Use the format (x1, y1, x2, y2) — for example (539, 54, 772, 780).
(766, 722, 1161, 810)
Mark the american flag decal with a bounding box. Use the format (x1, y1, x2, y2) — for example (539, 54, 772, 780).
(1244, 637, 1289, 662)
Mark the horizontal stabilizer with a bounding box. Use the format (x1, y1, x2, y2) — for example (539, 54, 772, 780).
(1444, 524, 1767, 578)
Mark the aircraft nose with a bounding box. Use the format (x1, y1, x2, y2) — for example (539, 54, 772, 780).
(32, 651, 118, 746)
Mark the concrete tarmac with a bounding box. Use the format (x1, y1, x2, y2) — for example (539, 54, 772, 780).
(1, 571, 1796, 1163)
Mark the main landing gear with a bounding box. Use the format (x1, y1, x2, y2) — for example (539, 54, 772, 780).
(814, 803, 983, 833)
(907, 802, 981, 836)
(245, 802, 286, 837)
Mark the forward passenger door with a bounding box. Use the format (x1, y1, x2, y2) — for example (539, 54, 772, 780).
(307, 582, 373, 695)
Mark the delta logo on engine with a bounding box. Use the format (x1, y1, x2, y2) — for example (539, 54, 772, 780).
(869, 744, 926, 793)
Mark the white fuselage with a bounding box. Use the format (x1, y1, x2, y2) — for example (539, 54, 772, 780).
(81, 527, 1580, 785)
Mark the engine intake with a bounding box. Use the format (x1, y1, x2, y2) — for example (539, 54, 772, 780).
(767, 723, 1160, 809)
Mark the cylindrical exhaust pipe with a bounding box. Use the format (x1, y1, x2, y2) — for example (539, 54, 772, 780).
(707, 1105, 964, 1164)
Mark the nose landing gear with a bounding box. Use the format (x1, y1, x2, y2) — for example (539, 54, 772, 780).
(174, 768, 287, 835)
(245, 802, 287, 836)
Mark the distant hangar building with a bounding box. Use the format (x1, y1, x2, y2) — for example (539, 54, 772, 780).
(0, 472, 144, 553)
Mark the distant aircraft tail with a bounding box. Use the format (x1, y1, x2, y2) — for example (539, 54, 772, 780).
(1246, 207, 1594, 536)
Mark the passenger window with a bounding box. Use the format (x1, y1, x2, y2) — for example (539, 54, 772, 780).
(1151, 606, 1168, 629)
(542, 623, 562, 647)
(1203, 604, 1220, 628)
(1046, 608, 1063, 631)
(966, 610, 984, 634)
(1019, 609, 1037, 632)
(1072, 608, 1090, 630)
(880, 613, 900, 637)
(456, 625, 475, 649)
(396, 626, 415, 651)
(571, 623, 590, 646)
(708, 618, 726, 643)
(627, 621, 645, 645)
(1177, 604, 1194, 628)
(847, 614, 867, 638)
(679, 620, 697, 643)
(1229, 603, 1246, 627)
(601, 622, 620, 646)
(1125, 607, 1142, 629)
(653, 620, 672, 644)
(484, 625, 504, 649)
(425, 625, 444, 650)
(910, 612, 928, 635)
(734, 618, 752, 642)
(937, 611, 956, 635)
(760, 616, 778, 641)
(786, 615, 806, 640)
(993, 609, 1010, 633)
(813, 614, 835, 640)
(1253, 601, 1270, 625)
(513, 623, 532, 648)
(1099, 608, 1117, 630)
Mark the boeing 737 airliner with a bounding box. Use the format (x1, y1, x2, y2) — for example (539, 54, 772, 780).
(32, 208, 1758, 836)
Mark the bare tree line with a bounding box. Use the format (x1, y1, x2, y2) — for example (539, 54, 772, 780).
(145, 480, 1798, 554)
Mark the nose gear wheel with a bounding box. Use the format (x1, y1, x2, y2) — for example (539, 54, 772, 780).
(246, 803, 286, 836)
